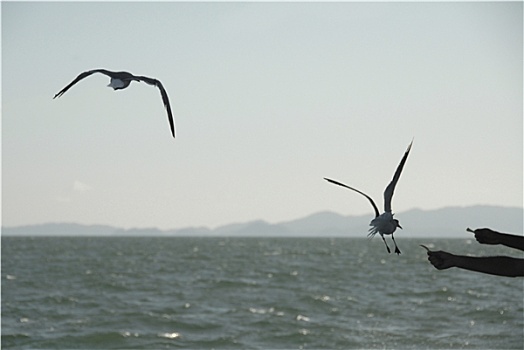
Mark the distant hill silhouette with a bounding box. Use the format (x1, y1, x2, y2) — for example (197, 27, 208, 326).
(2, 205, 522, 238)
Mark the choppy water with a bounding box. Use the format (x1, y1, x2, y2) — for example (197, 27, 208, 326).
(2, 236, 523, 349)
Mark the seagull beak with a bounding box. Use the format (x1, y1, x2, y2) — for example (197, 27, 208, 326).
(398, 223, 403, 229)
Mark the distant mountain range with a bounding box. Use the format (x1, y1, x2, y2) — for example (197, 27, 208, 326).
(2, 205, 522, 238)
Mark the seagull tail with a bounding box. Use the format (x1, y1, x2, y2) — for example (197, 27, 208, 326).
(367, 226, 379, 239)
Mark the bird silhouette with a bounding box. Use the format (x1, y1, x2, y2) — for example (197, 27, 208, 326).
(54, 69, 175, 138)
(325, 140, 413, 254)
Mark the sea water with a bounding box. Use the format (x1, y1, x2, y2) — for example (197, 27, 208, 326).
(2, 236, 523, 349)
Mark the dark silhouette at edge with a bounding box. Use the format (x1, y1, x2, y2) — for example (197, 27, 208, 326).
(422, 228, 524, 277)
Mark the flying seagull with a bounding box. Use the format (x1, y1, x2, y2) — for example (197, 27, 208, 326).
(324, 140, 413, 255)
(53, 69, 175, 138)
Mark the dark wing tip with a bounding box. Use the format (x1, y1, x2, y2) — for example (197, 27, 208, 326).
(324, 176, 381, 218)
(155, 81, 175, 139)
(406, 139, 413, 153)
(324, 178, 344, 187)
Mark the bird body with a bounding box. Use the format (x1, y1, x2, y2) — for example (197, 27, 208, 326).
(369, 212, 398, 237)
(54, 69, 175, 138)
(325, 140, 413, 254)
(108, 77, 130, 90)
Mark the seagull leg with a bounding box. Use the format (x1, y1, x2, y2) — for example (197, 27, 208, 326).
(391, 234, 401, 255)
(381, 235, 391, 254)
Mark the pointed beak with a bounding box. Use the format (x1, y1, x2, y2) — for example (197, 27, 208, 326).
(398, 224, 403, 229)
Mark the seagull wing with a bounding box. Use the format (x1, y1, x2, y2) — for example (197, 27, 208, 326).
(135, 76, 175, 138)
(53, 69, 115, 99)
(383, 140, 413, 213)
(324, 177, 380, 218)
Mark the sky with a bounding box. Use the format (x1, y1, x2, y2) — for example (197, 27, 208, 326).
(2, 1, 522, 230)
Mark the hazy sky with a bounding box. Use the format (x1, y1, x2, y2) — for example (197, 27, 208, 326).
(2, 2, 522, 230)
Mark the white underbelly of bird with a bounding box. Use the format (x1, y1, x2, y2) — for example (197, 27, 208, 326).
(108, 78, 126, 89)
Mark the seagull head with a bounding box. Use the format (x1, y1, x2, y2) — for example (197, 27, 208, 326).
(394, 219, 403, 230)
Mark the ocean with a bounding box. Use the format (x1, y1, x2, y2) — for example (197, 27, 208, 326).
(2, 236, 523, 349)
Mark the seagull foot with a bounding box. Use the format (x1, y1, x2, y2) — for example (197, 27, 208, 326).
(394, 247, 401, 255)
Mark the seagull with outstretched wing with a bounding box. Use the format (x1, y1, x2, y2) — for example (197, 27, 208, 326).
(325, 140, 413, 254)
(54, 69, 175, 138)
